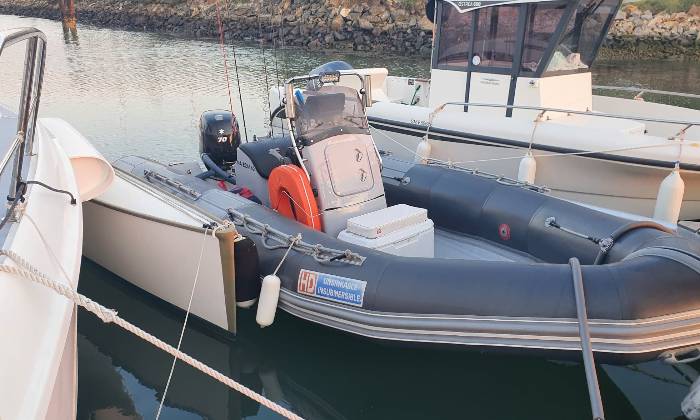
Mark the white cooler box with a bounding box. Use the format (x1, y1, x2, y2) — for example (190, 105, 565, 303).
(338, 204, 434, 258)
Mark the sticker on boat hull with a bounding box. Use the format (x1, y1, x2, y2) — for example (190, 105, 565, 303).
(297, 269, 367, 307)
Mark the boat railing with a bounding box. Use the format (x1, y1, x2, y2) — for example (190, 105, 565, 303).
(592, 85, 700, 101)
(434, 101, 700, 130)
(0, 28, 47, 200)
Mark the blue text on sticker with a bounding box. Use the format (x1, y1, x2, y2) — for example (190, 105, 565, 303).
(297, 269, 367, 307)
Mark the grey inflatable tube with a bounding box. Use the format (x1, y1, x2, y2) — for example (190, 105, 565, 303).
(115, 156, 700, 363)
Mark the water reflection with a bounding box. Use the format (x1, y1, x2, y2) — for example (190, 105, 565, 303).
(2, 13, 700, 419)
(1, 14, 697, 167)
(78, 260, 351, 420)
(78, 259, 699, 420)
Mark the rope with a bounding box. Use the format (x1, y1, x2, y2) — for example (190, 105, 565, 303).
(217, 0, 248, 142)
(155, 227, 210, 419)
(373, 129, 549, 193)
(373, 123, 700, 167)
(214, 1, 236, 134)
(273, 234, 301, 276)
(227, 209, 365, 265)
(0, 183, 26, 232)
(23, 212, 75, 288)
(527, 111, 546, 152)
(0, 249, 303, 420)
(269, 2, 282, 136)
(257, 0, 272, 122)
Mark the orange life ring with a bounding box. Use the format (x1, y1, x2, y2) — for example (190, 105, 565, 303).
(268, 165, 322, 231)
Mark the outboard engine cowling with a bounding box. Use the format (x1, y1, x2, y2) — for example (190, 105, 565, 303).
(199, 110, 241, 170)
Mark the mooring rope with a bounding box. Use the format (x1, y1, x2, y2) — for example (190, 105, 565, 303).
(155, 226, 211, 419)
(0, 249, 303, 420)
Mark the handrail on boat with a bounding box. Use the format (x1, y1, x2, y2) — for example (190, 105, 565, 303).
(0, 133, 24, 176)
(592, 85, 700, 101)
(0, 28, 47, 202)
(0, 27, 47, 54)
(437, 101, 700, 128)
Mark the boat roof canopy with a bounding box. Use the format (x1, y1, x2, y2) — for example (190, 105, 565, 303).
(433, 0, 622, 77)
(442, 0, 576, 13)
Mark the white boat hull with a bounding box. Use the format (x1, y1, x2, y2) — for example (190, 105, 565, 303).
(82, 172, 233, 332)
(368, 99, 700, 220)
(0, 118, 85, 420)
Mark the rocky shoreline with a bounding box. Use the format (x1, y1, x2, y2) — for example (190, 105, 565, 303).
(0, 0, 698, 59)
(604, 5, 700, 59)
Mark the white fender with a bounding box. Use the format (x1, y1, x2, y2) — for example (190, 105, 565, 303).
(39, 118, 114, 202)
(256, 274, 281, 327)
(517, 150, 537, 184)
(415, 137, 432, 164)
(653, 166, 684, 224)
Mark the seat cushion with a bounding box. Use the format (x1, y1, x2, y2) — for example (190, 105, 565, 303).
(237, 136, 294, 179)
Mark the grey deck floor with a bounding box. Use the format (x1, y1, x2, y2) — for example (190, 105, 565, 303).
(434, 229, 539, 262)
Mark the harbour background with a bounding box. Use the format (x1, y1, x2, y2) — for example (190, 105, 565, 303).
(0, 0, 699, 58)
(1, 13, 700, 420)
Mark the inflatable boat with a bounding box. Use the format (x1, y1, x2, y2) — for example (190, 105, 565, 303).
(84, 71, 700, 365)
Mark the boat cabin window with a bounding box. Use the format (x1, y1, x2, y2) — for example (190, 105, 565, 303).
(521, 2, 568, 73)
(545, 0, 619, 74)
(433, 0, 620, 77)
(436, 6, 473, 68)
(473, 6, 519, 69)
(295, 85, 370, 146)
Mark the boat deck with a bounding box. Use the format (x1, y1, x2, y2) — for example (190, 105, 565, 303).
(434, 229, 539, 263)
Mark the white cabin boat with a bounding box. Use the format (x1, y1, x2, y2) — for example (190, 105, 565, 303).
(341, 0, 700, 221)
(0, 28, 112, 419)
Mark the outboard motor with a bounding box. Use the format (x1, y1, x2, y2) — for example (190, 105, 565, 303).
(199, 110, 241, 171)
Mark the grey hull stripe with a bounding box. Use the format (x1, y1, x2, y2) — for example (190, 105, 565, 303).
(277, 289, 700, 355)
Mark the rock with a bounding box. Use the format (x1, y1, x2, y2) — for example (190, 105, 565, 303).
(359, 17, 373, 30)
(419, 16, 433, 31)
(689, 5, 700, 17)
(1, 0, 697, 58)
(330, 15, 343, 31)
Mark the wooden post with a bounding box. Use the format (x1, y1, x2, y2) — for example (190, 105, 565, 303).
(57, 0, 77, 37)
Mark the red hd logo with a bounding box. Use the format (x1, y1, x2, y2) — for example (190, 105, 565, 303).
(298, 270, 318, 295)
(498, 223, 511, 241)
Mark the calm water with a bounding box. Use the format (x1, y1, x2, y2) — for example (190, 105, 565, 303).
(2, 14, 700, 420)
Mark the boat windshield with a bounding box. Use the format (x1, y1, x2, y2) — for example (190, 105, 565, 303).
(545, 0, 620, 73)
(433, 0, 620, 77)
(294, 85, 370, 146)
